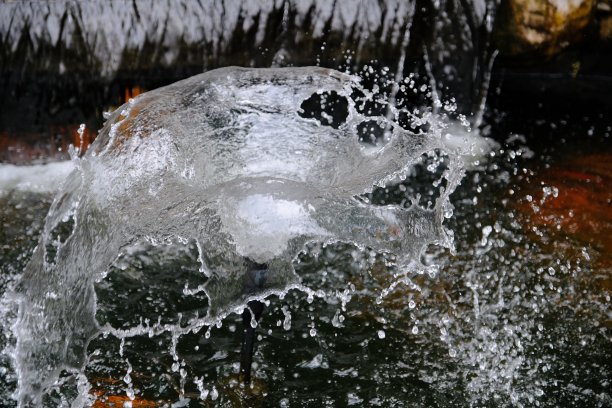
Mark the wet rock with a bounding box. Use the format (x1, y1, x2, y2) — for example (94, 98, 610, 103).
(496, 0, 595, 58)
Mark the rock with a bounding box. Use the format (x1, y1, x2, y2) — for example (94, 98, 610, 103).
(496, 0, 595, 58)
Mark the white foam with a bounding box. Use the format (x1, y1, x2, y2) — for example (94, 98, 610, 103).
(0, 161, 74, 195)
(441, 122, 498, 169)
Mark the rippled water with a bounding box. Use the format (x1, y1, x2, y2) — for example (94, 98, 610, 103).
(0, 66, 609, 407)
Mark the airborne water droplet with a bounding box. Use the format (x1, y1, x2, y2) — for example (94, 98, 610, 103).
(282, 306, 292, 330)
(210, 386, 219, 401)
(332, 309, 344, 328)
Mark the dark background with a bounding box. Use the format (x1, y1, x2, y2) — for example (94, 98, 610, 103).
(1, 0, 610, 163)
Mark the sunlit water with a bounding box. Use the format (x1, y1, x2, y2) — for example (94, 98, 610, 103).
(0, 67, 609, 407)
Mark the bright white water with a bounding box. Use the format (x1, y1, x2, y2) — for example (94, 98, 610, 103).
(0, 162, 74, 195)
(6, 66, 495, 406)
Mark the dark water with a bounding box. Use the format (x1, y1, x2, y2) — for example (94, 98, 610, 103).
(1, 115, 609, 407)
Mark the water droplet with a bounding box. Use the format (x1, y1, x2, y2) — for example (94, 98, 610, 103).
(581, 248, 590, 261)
(377, 330, 386, 339)
(282, 307, 292, 331)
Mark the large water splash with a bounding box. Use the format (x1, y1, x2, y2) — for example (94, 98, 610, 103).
(9, 66, 491, 405)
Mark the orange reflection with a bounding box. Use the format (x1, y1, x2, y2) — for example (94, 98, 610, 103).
(125, 85, 144, 102)
(516, 153, 612, 268)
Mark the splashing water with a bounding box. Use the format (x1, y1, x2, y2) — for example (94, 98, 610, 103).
(7, 66, 494, 406)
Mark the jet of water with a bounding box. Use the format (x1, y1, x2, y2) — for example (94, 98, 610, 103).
(10, 66, 480, 405)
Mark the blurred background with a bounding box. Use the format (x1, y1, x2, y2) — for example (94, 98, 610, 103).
(0, 0, 610, 163)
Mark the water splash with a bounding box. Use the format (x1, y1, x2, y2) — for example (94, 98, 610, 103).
(9, 66, 489, 405)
